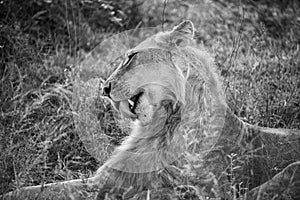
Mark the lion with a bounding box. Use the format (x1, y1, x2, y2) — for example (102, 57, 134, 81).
(2, 20, 300, 200)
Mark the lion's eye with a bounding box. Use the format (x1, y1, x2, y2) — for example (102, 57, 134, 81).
(122, 52, 137, 66)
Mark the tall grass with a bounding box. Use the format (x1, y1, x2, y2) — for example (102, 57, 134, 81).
(0, 0, 299, 198)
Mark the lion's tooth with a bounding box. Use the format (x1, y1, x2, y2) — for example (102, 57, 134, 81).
(120, 100, 136, 118)
(128, 99, 134, 106)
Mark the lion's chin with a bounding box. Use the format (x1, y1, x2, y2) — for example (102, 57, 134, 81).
(118, 101, 155, 127)
(113, 91, 156, 125)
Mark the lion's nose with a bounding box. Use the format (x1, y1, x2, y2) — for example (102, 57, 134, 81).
(102, 82, 112, 97)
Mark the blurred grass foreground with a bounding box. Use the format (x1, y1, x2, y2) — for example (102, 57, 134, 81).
(0, 0, 300, 198)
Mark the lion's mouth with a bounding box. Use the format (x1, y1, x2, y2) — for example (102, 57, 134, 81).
(128, 92, 143, 114)
(117, 92, 144, 119)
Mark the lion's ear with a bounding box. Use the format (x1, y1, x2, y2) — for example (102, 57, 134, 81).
(170, 20, 195, 47)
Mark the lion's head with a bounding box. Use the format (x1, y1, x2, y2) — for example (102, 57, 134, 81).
(101, 21, 200, 125)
